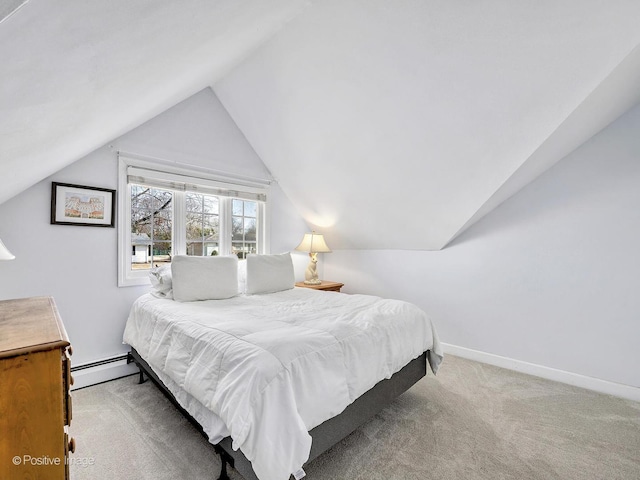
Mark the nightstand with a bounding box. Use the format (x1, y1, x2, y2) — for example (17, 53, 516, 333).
(295, 281, 344, 292)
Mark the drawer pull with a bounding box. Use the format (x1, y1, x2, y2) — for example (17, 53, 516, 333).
(68, 437, 76, 454)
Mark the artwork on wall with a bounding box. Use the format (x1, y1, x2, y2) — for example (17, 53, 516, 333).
(51, 182, 116, 227)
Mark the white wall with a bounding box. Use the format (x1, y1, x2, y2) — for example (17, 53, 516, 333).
(324, 103, 640, 393)
(0, 88, 308, 373)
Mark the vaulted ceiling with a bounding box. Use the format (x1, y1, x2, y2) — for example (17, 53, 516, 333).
(0, 0, 307, 203)
(2, 0, 640, 250)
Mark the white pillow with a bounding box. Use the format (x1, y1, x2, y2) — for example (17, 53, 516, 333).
(149, 265, 173, 299)
(246, 253, 295, 295)
(171, 255, 238, 302)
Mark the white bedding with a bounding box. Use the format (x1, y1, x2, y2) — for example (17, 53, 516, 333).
(123, 287, 442, 480)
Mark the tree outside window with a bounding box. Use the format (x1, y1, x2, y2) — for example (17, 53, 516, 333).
(186, 193, 219, 256)
(130, 185, 172, 269)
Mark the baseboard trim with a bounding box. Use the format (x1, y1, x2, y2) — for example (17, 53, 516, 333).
(70, 355, 138, 391)
(441, 343, 640, 402)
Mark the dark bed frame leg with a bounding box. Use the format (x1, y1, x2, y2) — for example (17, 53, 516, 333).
(126, 352, 147, 384)
(214, 445, 234, 480)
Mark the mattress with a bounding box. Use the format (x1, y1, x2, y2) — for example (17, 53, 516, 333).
(123, 287, 442, 480)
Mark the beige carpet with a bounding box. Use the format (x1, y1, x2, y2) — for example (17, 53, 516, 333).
(69, 355, 640, 480)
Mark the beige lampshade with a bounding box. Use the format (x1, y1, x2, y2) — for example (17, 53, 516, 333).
(0, 238, 15, 260)
(294, 232, 331, 253)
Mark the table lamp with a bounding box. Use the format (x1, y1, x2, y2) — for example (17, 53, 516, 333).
(294, 232, 331, 285)
(0, 238, 15, 260)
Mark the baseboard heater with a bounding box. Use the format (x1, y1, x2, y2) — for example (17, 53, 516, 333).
(70, 354, 129, 372)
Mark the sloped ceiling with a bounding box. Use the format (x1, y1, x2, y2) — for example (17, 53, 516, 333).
(0, 0, 307, 205)
(2, 1, 640, 251)
(214, 0, 640, 250)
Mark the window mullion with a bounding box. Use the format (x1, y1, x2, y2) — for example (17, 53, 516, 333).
(219, 197, 231, 255)
(174, 191, 186, 256)
(258, 202, 267, 254)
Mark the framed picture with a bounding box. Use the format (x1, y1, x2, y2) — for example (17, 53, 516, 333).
(51, 182, 116, 227)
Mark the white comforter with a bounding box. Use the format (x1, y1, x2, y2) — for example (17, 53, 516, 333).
(123, 288, 442, 480)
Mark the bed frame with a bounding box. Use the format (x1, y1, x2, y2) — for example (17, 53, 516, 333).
(128, 347, 429, 480)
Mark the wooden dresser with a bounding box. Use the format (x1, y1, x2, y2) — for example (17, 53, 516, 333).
(0, 296, 74, 480)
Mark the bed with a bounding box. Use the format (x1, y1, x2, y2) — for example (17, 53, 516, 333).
(123, 254, 443, 480)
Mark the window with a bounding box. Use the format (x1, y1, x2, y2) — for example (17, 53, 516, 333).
(130, 185, 173, 269)
(232, 199, 257, 258)
(186, 192, 219, 257)
(118, 156, 269, 286)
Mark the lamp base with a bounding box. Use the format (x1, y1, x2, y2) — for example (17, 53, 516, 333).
(303, 252, 321, 285)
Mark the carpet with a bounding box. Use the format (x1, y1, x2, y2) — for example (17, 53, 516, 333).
(69, 355, 640, 479)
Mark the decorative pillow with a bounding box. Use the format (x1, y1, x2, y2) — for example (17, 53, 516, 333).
(149, 265, 173, 299)
(171, 255, 238, 302)
(246, 253, 295, 295)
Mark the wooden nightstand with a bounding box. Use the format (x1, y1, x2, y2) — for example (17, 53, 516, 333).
(295, 281, 344, 292)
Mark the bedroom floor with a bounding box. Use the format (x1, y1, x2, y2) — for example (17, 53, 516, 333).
(68, 355, 640, 480)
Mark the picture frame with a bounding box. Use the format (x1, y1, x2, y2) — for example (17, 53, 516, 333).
(51, 182, 116, 227)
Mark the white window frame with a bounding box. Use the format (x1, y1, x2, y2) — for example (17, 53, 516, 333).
(118, 155, 270, 287)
